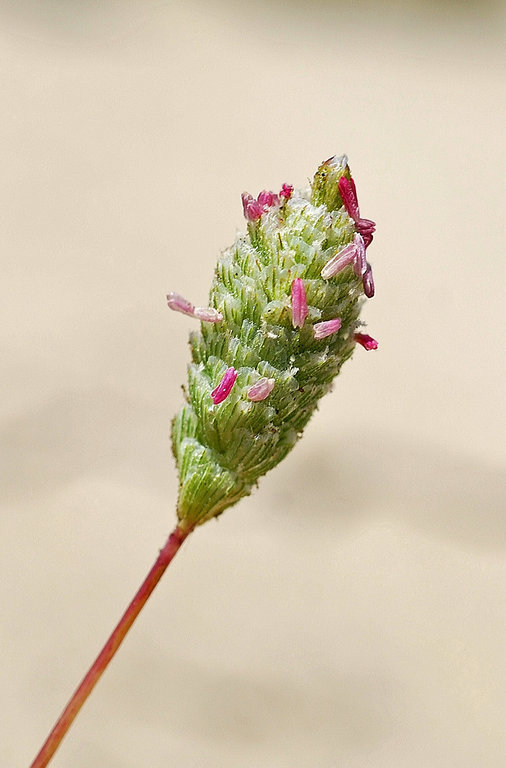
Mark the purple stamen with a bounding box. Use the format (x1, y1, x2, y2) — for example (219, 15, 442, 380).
(354, 332, 378, 350)
(357, 217, 376, 236)
(167, 292, 222, 323)
(321, 242, 357, 279)
(353, 233, 367, 276)
(362, 231, 374, 248)
(338, 175, 360, 222)
(291, 278, 308, 328)
(362, 264, 375, 298)
(242, 188, 282, 221)
(349, 176, 358, 206)
(241, 193, 264, 222)
(257, 190, 279, 207)
(193, 306, 224, 322)
(339, 175, 376, 244)
(313, 318, 342, 340)
(211, 367, 238, 404)
(280, 183, 293, 200)
(166, 292, 195, 316)
(247, 377, 275, 402)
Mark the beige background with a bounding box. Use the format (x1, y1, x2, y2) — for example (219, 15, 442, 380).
(1, 1, 505, 766)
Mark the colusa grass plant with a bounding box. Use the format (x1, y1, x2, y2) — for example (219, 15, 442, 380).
(30, 155, 377, 767)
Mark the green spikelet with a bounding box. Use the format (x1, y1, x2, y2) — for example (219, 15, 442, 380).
(171, 155, 377, 527)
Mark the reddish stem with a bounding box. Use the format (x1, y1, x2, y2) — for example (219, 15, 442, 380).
(29, 522, 194, 768)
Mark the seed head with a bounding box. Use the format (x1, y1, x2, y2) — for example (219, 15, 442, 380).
(170, 155, 378, 525)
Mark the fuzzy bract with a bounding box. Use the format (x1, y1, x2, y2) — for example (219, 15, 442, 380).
(171, 155, 377, 526)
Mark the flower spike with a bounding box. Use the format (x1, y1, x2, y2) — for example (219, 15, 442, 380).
(247, 377, 275, 401)
(354, 332, 378, 350)
(291, 278, 308, 328)
(172, 156, 378, 526)
(211, 367, 238, 404)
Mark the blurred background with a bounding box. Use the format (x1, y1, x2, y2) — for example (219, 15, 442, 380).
(1, 1, 505, 766)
